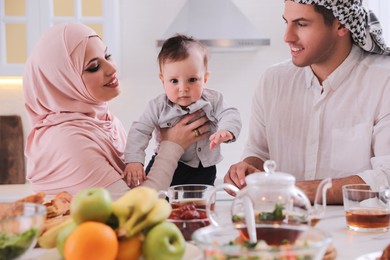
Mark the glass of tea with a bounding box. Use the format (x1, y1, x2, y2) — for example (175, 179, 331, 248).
(158, 184, 216, 210)
(342, 184, 390, 232)
(168, 205, 210, 240)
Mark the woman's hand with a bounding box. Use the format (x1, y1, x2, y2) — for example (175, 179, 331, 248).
(160, 111, 210, 150)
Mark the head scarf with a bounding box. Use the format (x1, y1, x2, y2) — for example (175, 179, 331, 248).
(291, 0, 390, 55)
(24, 22, 108, 123)
(23, 22, 126, 194)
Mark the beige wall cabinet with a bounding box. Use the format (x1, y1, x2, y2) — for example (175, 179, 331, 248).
(0, 0, 119, 76)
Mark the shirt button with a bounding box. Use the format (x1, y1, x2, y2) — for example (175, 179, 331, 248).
(167, 122, 171, 126)
(197, 147, 202, 152)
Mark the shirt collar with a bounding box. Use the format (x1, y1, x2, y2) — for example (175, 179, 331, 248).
(166, 95, 211, 113)
(303, 45, 363, 91)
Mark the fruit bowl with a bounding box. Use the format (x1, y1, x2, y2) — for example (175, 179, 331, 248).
(192, 223, 331, 260)
(0, 202, 46, 260)
(167, 204, 210, 241)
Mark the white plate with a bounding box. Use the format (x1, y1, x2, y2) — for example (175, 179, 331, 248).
(355, 251, 381, 260)
(21, 242, 202, 260)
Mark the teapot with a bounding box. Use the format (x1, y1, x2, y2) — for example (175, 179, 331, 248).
(206, 160, 332, 235)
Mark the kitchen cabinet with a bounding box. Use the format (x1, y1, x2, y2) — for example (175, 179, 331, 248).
(0, 0, 119, 76)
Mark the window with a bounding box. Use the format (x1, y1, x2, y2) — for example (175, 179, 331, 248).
(364, 0, 390, 45)
(0, 0, 119, 76)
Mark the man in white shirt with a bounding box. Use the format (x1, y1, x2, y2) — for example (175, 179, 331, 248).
(224, 0, 390, 204)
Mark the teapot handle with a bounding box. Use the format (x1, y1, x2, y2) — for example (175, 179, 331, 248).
(157, 190, 168, 199)
(206, 183, 240, 226)
(379, 185, 390, 207)
(312, 178, 332, 219)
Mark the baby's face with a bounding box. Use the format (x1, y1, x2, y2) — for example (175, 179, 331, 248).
(160, 48, 208, 108)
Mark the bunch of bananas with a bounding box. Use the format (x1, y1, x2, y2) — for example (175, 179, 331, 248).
(37, 186, 172, 248)
(38, 218, 75, 249)
(112, 186, 172, 238)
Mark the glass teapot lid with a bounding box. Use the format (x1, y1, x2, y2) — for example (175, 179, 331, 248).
(245, 160, 296, 188)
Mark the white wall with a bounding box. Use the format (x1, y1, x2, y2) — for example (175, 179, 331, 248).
(0, 0, 290, 182)
(112, 0, 290, 182)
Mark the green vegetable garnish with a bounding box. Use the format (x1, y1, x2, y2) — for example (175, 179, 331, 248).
(232, 215, 243, 222)
(242, 240, 257, 249)
(280, 239, 291, 245)
(0, 228, 38, 260)
(258, 204, 285, 221)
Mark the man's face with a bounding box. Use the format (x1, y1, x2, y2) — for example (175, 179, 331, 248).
(283, 1, 340, 69)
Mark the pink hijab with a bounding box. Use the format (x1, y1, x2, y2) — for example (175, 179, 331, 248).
(23, 23, 127, 194)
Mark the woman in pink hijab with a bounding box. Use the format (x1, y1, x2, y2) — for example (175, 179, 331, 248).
(23, 23, 208, 199)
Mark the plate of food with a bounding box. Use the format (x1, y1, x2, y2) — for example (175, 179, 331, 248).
(0, 191, 72, 260)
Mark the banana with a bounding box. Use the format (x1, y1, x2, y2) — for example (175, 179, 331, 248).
(126, 198, 172, 237)
(112, 186, 158, 236)
(37, 218, 75, 248)
(112, 201, 132, 228)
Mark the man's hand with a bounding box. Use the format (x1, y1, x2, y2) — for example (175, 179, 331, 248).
(123, 162, 146, 187)
(223, 161, 259, 195)
(296, 175, 365, 205)
(209, 130, 234, 150)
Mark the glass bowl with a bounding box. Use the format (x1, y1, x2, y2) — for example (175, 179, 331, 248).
(167, 205, 210, 241)
(0, 202, 46, 259)
(192, 223, 331, 260)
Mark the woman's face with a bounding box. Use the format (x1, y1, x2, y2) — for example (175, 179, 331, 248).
(82, 37, 120, 102)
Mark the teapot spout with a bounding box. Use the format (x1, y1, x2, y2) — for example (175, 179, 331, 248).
(311, 178, 332, 222)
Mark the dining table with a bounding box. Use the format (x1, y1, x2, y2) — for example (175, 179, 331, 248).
(215, 197, 390, 260)
(1, 183, 389, 260)
(315, 206, 389, 259)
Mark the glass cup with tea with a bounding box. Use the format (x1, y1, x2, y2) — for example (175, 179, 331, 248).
(158, 184, 215, 210)
(158, 184, 215, 240)
(342, 184, 390, 232)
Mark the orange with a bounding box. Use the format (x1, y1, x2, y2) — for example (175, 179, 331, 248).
(116, 233, 143, 260)
(64, 221, 118, 260)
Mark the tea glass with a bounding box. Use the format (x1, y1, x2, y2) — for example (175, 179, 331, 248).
(158, 184, 215, 209)
(342, 184, 390, 232)
(159, 184, 214, 240)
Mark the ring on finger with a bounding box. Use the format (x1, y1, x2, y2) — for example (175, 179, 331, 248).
(193, 128, 201, 137)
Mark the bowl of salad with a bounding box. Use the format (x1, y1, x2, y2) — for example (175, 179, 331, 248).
(0, 202, 46, 259)
(192, 223, 331, 260)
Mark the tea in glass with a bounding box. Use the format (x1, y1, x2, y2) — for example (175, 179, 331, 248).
(158, 184, 215, 210)
(342, 184, 390, 232)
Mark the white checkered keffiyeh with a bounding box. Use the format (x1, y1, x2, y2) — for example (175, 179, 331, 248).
(292, 0, 390, 55)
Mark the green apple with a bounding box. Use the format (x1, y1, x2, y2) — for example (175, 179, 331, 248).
(56, 221, 77, 257)
(142, 221, 185, 260)
(71, 187, 113, 224)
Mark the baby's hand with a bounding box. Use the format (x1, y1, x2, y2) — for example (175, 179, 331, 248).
(209, 130, 234, 150)
(123, 162, 146, 187)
